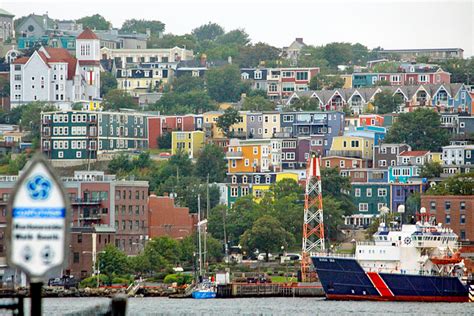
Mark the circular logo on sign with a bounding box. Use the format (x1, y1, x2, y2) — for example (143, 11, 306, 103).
(27, 175, 52, 200)
(404, 237, 412, 245)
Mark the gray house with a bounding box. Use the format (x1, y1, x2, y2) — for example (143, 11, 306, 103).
(16, 13, 55, 37)
(0, 8, 14, 42)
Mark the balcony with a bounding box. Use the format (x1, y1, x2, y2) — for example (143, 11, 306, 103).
(274, 132, 292, 138)
(225, 151, 243, 159)
(79, 213, 102, 220)
(70, 198, 102, 205)
(328, 150, 364, 159)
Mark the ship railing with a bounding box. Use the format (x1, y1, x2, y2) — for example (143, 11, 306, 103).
(356, 241, 377, 246)
(312, 252, 355, 258)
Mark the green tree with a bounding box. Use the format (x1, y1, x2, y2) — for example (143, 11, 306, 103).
(19, 101, 57, 147)
(373, 89, 403, 114)
(207, 235, 224, 262)
(153, 90, 217, 114)
(216, 29, 250, 46)
(309, 74, 344, 90)
(77, 14, 111, 30)
(241, 215, 294, 261)
(108, 153, 133, 174)
(173, 74, 204, 93)
(385, 109, 450, 151)
(208, 205, 228, 241)
(426, 172, 474, 196)
(144, 237, 181, 272)
(236, 42, 281, 68)
(206, 65, 245, 102)
(148, 33, 197, 50)
(120, 19, 165, 35)
(157, 132, 172, 149)
(100, 72, 118, 97)
(242, 96, 274, 111)
(419, 161, 443, 179)
(216, 107, 241, 137)
(321, 167, 355, 215)
(98, 245, 130, 277)
(374, 79, 391, 87)
(296, 45, 329, 69)
(372, 61, 400, 73)
(416, 56, 430, 63)
(0, 76, 10, 97)
(225, 196, 263, 245)
(192, 22, 225, 42)
(323, 42, 353, 68)
(439, 58, 474, 85)
(351, 43, 370, 65)
(194, 144, 226, 182)
(290, 96, 321, 111)
(323, 196, 345, 242)
(102, 89, 137, 110)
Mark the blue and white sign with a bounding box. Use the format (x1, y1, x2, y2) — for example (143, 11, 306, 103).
(7, 155, 70, 278)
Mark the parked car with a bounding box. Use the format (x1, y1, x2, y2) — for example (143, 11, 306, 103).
(257, 253, 274, 261)
(281, 253, 302, 262)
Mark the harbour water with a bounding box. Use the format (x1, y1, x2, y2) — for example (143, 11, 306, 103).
(25, 297, 472, 315)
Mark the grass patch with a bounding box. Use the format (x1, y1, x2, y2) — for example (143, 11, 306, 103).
(270, 276, 297, 283)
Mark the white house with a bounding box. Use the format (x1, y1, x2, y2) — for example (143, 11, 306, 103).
(10, 28, 101, 108)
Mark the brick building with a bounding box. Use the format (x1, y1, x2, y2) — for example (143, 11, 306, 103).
(148, 195, 196, 239)
(421, 195, 473, 241)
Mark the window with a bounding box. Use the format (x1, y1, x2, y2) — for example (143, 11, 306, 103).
(460, 214, 466, 225)
(355, 188, 361, 197)
(77, 234, 82, 243)
(73, 252, 80, 263)
(445, 214, 450, 224)
(296, 71, 309, 81)
(286, 152, 295, 160)
(325, 160, 331, 167)
(253, 147, 258, 155)
(231, 176, 237, 184)
(230, 187, 238, 197)
(460, 201, 465, 211)
(366, 188, 372, 197)
(445, 201, 451, 211)
(254, 190, 263, 198)
(242, 176, 248, 184)
(359, 203, 368, 212)
(339, 160, 345, 168)
(378, 188, 387, 197)
(241, 187, 249, 196)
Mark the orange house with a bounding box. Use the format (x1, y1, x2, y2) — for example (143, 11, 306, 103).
(321, 156, 364, 170)
(359, 114, 384, 127)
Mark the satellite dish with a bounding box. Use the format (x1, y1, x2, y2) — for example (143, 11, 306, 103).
(397, 205, 405, 213)
(420, 207, 426, 214)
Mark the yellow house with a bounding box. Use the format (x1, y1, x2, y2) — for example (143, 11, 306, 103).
(252, 172, 299, 202)
(171, 131, 205, 159)
(329, 135, 374, 160)
(428, 152, 442, 163)
(341, 74, 353, 89)
(204, 110, 249, 140)
(87, 100, 102, 111)
(203, 111, 225, 139)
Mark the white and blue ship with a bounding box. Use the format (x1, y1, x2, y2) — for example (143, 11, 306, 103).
(312, 211, 471, 302)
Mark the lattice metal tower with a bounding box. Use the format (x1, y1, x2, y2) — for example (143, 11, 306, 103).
(301, 154, 325, 282)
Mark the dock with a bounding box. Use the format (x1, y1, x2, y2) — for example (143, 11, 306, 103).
(216, 282, 325, 298)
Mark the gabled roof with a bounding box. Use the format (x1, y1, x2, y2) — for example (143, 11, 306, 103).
(77, 28, 99, 40)
(0, 8, 14, 17)
(12, 57, 29, 64)
(399, 150, 429, 157)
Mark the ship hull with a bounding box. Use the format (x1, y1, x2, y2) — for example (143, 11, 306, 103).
(312, 256, 469, 302)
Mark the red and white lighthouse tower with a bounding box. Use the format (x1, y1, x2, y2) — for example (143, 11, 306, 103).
(301, 154, 325, 282)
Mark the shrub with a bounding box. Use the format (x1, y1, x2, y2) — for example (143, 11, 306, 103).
(112, 277, 131, 285)
(164, 274, 193, 286)
(79, 274, 109, 288)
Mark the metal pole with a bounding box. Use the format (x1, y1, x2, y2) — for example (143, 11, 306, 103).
(197, 194, 202, 279)
(30, 281, 43, 316)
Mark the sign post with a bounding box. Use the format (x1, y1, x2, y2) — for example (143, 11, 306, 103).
(6, 154, 70, 316)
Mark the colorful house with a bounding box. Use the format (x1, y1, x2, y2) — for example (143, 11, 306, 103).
(171, 131, 205, 159)
(329, 135, 374, 160)
(226, 138, 283, 173)
(227, 171, 298, 206)
(347, 182, 391, 227)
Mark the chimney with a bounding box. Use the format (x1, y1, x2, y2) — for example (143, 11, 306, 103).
(43, 13, 48, 29)
(296, 37, 303, 44)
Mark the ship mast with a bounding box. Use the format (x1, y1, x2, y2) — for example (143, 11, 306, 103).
(301, 153, 325, 282)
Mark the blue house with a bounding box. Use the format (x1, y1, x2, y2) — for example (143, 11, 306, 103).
(388, 165, 420, 183)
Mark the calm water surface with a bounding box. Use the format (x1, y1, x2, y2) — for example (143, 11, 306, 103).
(27, 297, 472, 315)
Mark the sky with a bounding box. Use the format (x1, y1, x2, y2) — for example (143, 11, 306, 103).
(3, 0, 474, 56)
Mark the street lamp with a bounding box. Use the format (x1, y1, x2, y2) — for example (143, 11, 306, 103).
(82, 250, 106, 287)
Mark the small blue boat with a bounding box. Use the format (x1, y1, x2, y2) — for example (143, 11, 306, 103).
(192, 289, 217, 299)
